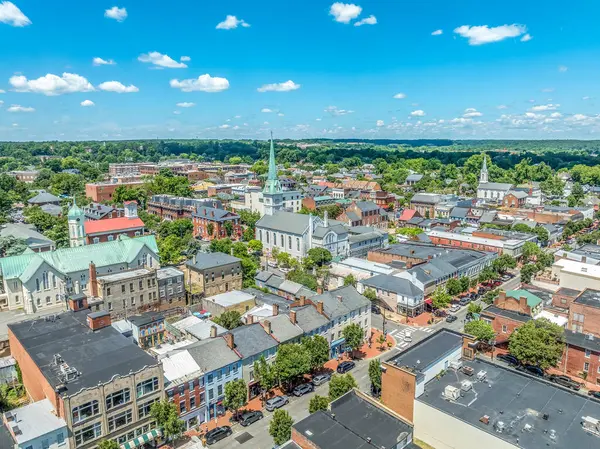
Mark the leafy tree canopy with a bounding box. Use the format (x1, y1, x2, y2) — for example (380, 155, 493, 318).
(508, 319, 565, 369)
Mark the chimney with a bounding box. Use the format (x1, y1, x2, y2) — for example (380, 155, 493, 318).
(317, 301, 324, 315)
(211, 211, 215, 217)
(193, 253, 197, 265)
(87, 311, 111, 331)
(210, 325, 217, 338)
(324, 210, 329, 228)
(272, 304, 279, 316)
(290, 310, 297, 324)
(407, 262, 413, 269)
(89, 262, 98, 297)
(263, 320, 272, 334)
(317, 286, 323, 294)
(497, 290, 506, 304)
(337, 295, 343, 302)
(224, 333, 235, 350)
(519, 296, 528, 311)
(246, 314, 254, 325)
(299, 296, 306, 306)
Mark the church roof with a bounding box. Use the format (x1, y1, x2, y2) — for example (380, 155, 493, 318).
(263, 133, 282, 195)
(256, 211, 312, 235)
(84, 217, 145, 235)
(67, 199, 85, 219)
(478, 182, 513, 191)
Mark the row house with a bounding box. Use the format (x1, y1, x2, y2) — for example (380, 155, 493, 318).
(185, 252, 243, 298)
(147, 194, 222, 221)
(192, 207, 242, 241)
(338, 201, 388, 229)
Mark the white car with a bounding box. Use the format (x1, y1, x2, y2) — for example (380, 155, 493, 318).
(279, 266, 291, 273)
(403, 333, 412, 343)
(267, 261, 278, 268)
(449, 304, 460, 313)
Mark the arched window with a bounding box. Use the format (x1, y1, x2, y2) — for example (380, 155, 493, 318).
(259, 230, 263, 241)
(288, 236, 292, 249)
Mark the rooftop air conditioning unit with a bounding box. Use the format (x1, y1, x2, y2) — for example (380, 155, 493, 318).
(495, 421, 506, 433)
(444, 385, 461, 401)
(523, 424, 533, 432)
(477, 370, 487, 381)
(582, 416, 600, 435)
(461, 380, 473, 392)
(449, 360, 462, 370)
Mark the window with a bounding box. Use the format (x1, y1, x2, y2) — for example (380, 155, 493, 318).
(46, 296, 51, 304)
(297, 238, 300, 251)
(138, 398, 158, 419)
(160, 289, 165, 298)
(42, 272, 49, 289)
(280, 234, 284, 247)
(217, 385, 223, 396)
(208, 389, 214, 401)
(233, 363, 238, 373)
(108, 302, 113, 311)
(199, 392, 205, 405)
(72, 400, 99, 423)
(15, 295, 19, 304)
(288, 236, 292, 249)
(139, 280, 143, 289)
(179, 400, 187, 414)
(106, 389, 131, 410)
(42, 440, 49, 449)
(93, 237, 100, 244)
(121, 284, 126, 293)
(190, 395, 196, 409)
(266, 231, 269, 244)
(107, 235, 114, 241)
(130, 283, 134, 292)
(36, 278, 40, 291)
(37, 298, 41, 306)
(108, 409, 132, 432)
(502, 325, 508, 333)
(107, 287, 111, 296)
(136, 377, 159, 398)
(217, 369, 222, 380)
(584, 362, 590, 372)
(57, 432, 65, 445)
(74, 422, 102, 446)
(586, 349, 592, 358)
(131, 297, 135, 306)
(207, 373, 214, 384)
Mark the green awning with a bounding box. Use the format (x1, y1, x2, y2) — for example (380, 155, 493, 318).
(120, 428, 162, 449)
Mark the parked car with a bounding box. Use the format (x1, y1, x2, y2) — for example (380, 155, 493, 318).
(433, 309, 447, 317)
(496, 353, 519, 366)
(548, 374, 582, 391)
(312, 373, 331, 386)
(446, 315, 458, 323)
(518, 364, 545, 377)
(588, 390, 600, 399)
(239, 411, 263, 427)
(205, 426, 232, 445)
(403, 332, 412, 342)
(371, 305, 381, 315)
(449, 304, 460, 313)
(279, 266, 292, 274)
(459, 298, 470, 306)
(337, 361, 356, 374)
(267, 261, 278, 268)
(265, 395, 289, 412)
(293, 383, 314, 397)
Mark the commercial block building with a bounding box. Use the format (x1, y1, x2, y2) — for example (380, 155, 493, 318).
(85, 181, 144, 203)
(184, 253, 242, 298)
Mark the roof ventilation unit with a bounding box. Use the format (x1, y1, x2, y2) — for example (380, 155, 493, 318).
(477, 370, 487, 381)
(582, 416, 600, 437)
(443, 385, 460, 401)
(495, 421, 506, 433)
(449, 360, 462, 371)
(461, 380, 473, 392)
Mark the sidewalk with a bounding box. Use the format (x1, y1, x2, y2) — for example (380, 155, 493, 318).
(324, 328, 396, 371)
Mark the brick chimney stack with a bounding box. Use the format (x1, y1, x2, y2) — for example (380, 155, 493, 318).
(317, 301, 324, 315)
(89, 262, 98, 297)
(210, 325, 217, 338)
(272, 304, 279, 316)
(224, 333, 234, 350)
(263, 320, 272, 335)
(299, 296, 306, 306)
(290, 310, 297, 324)
(246, 314, 254, 325)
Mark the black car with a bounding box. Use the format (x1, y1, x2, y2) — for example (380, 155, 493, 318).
(496, 353, 519, 366)
(239, 411, 263, 427)
(459, 298, 470, 306)
(518, 364, 545, 377)
(205, 426, 232, 445)
(548, 374, 582, 391)
(446, 315, 457, 323)
(337, 361, 355, 374)
(588, 390, 600, 399)
(371, 305, 381, 315)
(293, 383, 314, 397)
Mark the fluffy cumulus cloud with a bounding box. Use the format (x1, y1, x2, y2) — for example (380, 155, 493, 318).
(411, 109, 426, 117)
(354, 15, 377, 26)
(261, 108, 273, 113)
(463, 108, 482, 118)
(431, 29, 443, 36)
(454, 24, 527, 45)
(329, 2, 362, 23)
(257, 80, 300, 92)
(376, 120, 384, 127)
(138, 52, 187, 69)
(170, 74, 230, 92)
(7, 104, 34, 112)
(93, 57, 115, 66)
(393, 92, 406, 99)
(97, 81, 139, 93)
(10, 73, 95, 95)
(497, 105, 508, 109)
(216, 15, 250, 29)
(219, 124, 230, 129)
(104, 6, 127, 22)
(520, 33, 532, 42)
(558, 65, 568, 73)
(80, 100, 95, 107)
(530, 103, 560, 111)
(324, 106, 354, 116)
(176, 102, 195, 108)
(180, 56, 191, 62)
(0, 1, 31, 26)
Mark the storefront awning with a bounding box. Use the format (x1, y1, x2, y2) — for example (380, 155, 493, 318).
(424, 298, 432, 305)
(120, 428, 162, 449)
(331, 337, 346, 347)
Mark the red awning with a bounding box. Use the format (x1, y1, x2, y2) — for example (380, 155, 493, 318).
(424, 298, 432, 305)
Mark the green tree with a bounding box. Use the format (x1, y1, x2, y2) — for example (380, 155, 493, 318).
(459, 276, 471, 292)
(521, 263, 538, 284)
(396, 227, 423, 237)
(224, 220, 234, 237)
(492, 254, 517, 274)
(157, 234, 186, 265)
(464, 320, 495, 343)
(368, 359, 382, 393)
(253, 355, 276, 402)
(274, 343, 311, 388)
(302, 335, 330, 372)
(212, 311, 243, 330)
(343, 274, 357, 287)
(467, 303, 483, 315)
(206, 223, 215, 238)
(248, 239, 263, 252)
(150, 400, 185, 442)
(269, 409, 294, 446)
(342, 323, 364, 354)
(223, 378, 247, 419)
(508, 319, 565, 369)
(363, 288, 377, 302)
(446, 278, 462, 296)
(308, 395, 329, 414)
(287, 269, 318, 291)
(98, 441, 120, 449)
(0, 236, 27, 257)
(307, 248, 332, 266)
(328, 373, 358, 401)
(431, 287, 452, 309)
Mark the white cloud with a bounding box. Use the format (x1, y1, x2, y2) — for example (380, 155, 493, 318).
(376, 120, 384, 127)
(0, 100, 3, 105)
(324, 106, 354, 116)
(93, 57, 115, 66)
(263, 121, 269, 125)
(583, 96, 591, 100)
(138, 52, 187, 69)
(431, 29, 443, 36)
(216, 15, 250, 30)
(0, 90, 4, 93)
(315, 118, 322, 121)
(234, 115, 241, 119)
(7, 104, 34, 112)
(80, 100, 95, 107)
(261, 108, 273, 113)
(0, 1, 30, 27)
(257, 80, 300, 93)
(463, 108, 482, 118)
(10, 73, 95, 95)
(558, 65, 568, 73)
(520, 33, 532, 42)
(454, 24, 527, 45)
(104, 6, 127, 22)
(550, 112, 562, 118)
(98, 81, 139, 93)
(176, 102, 195, 108)
(530, 103, 560, 111)
(219, 124, 230, 129)
(497, 105, 508, 109)
(277, 113, 284, 117)
(180, 56, 191, 62)
(329, 2, 362, 24)
(411, 110, 425, 117)
(173, 111, 181, 115)
(354, 15, 377, 26)
(541, 87, 554, 93)
(393, 93, 406, 99)
(170, 75, 230, 92)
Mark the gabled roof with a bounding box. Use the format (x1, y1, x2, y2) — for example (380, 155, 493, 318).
(310, 285, 369, 319)
(229, 323, 279, 359)
(261, 314, 303, 343)
(354, 201, 380, 212)
(192, 206, 239, 222)
(399, 209, 418, 221)
(292, 305, 329, 332)
(506, 289, 543, 308)
(361, 274, 423, 298)
(0, 223, 54, 249)
(84, 217, 145, 235)
(450, 206, 470, 218)
(185, 337, 241, 372)
(256, 211, 311, 235)
(478, 182, 513, 191)
(27, 190, 60, 204)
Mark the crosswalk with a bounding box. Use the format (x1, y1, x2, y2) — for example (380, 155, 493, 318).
(386, 326, 435, 350)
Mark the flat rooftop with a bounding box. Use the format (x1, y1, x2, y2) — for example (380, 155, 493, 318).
(98, 268, 152, 283)
(574, 289, 600, 309)
(418, 358, 600, 449)
(8, 311, 158, 396)
(205, 290, 254, 307)
(4, 399, 66, 444)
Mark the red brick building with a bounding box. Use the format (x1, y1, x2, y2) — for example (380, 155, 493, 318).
(552, 287, 581, 310)
(568, 288, 600, 335)
(558, 330, 600, 386)
(85, 180, 144, 202)
(338, 201, 388, 229)
(192, 207, 241, 240)
(481, 290, 543, 343)
(502, 191, 528, 208)
(207, 185, 233, 197)
(84, 201, 145, 244)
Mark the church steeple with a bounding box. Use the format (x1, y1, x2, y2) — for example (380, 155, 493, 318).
(263, 132, 282, 195)
(68, 198, 86, 247)
(479, 153, 489, 184)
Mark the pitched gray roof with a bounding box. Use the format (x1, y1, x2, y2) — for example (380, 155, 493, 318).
(185, 337, 241, 372)
(262, 314, 303, 343)
(28, 190, 60, 204)
(411, 193, 441, 204)
(345, 211, 361, 222)
(478, 182, 513, 191)
(0, 223, 54, 249)
(362, 274, 423, 297)
(354, 201, 379, 212)
(311, 285, 370, 319)
(256, 211, 311, 235)
(292, 305, 329, 333)
(186, 252, 241, 271)
(192, 206, 239, 222)
(450, 207, 469, 218)
(40, 204, 63, 216)
(229, 323, 279, 359)
(313, 224, 348, 239)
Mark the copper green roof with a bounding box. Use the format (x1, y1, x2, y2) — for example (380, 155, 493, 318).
(263, 132, 282, 195)
(506, 289, 543, 308)
(0, 235, 159, 282)
(67, 198, 85, 220)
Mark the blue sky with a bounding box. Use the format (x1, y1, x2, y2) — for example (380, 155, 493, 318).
(1, 0, 599, 141)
